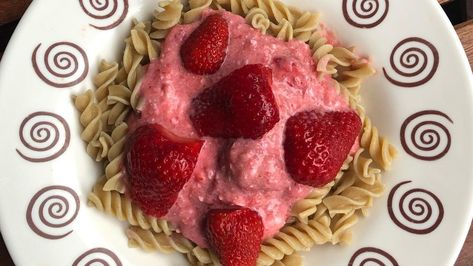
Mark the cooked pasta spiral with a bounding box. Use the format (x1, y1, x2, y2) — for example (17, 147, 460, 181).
(123, 35, 144, 90)
(93, 60, 119, 121)
(74, 90, 106, 161)
(323, 173, 384, 217)
(360, 117, 398, 170)
(271, 252, 302, 266)
(186, 246, 220, 266)
(338, 62, 376, 95)
(291, 155, 352, 223)
(242, 0, 298, 25)
(103, 122, 128, 192)
(245, 7, 271, 34)
(184, 0, 213, 23)
(308, 32, 337, 75)
(213, 0, 245, 15)
(330, 210, 358, 245)
(88, 178, 174, 235)
(127, 226, 194, 254)
(292, 11, 319, 42)
(130, 21, 159, 60)
(270, 19, 293, 41)
(352, 149, 381, 185)
(257, 213, 332, 266)
(151, 0, 183, 40)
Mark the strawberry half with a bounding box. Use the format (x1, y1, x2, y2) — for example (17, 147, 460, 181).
(206, 207, 264, 266)
(180, 14, 229, 75)
(284, 110, 362, 187)
(124, 124, 204, 217)
(190, 64, 280, 139)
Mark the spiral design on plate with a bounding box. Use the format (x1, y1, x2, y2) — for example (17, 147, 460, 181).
(400, 110, 453, 161)
(73, 248, 122, 266)
(79, 0, 129, 30)
(16, 112, 71, 163)
(383, 37, 439, 87)
(348, 247, 399, 266)
(387, 181, 444, 234)
(342, 0, 389, 28)
(32, 42, 89, 88)
(26, 186, 80, 240)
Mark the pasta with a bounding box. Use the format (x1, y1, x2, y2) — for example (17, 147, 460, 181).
(93, 60, 119, 126)
(151, 0, 183, 40)
(272, 252, 302, 266)
(257, 211, 332, 266)
(74, 90, 105, 161)
(184, 0, 213, 23)
(103, 122, 128, 192)
(330, 210, 358, 245)
(89, 178, 175, 235)
(245, 8, 271, 34)
(291, 155, 352, 223)
(323, 171, 384, 217)
(292, 11, 319, 42)
(213, 0, 245, 15)
(360, 117, 398, 170)
(242, 0, 299, 25)
(127, 226, 194, 254)
(74, 0, 398, 265)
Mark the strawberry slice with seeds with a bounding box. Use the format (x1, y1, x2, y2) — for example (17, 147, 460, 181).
(284, 110, 362, 187)
(125, 124, 204, 217)
(190, 64, 280, 139)
(180, 14, 229, 75)
(206, 207, 264, 266)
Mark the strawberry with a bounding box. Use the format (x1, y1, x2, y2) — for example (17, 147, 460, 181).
(190, 64, 280, 139)
(284, 110, 362, 187)
(180, 14, 229, 75)
(206, 207, 264, 266)
(124, 124, 204, 217)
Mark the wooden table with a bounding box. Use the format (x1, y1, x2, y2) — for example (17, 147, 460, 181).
(0, 0, 472, 265)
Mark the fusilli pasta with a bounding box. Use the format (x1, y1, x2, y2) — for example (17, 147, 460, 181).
(257, 212, 332, 266)
(151, 0, 184, 40)
(89, 178, 175, 235)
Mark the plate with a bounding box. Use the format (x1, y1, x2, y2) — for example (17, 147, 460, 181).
(0, 0, 472, 265)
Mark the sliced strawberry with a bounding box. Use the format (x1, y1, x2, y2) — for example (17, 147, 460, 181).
(190, 64, 280, 139)
(206, 207, 264, 266)
(284, 110, 362, 187)
(124, 124, 204, 217)
(180, 14, 229, 75)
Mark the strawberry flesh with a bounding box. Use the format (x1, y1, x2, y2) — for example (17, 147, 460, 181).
(125, 124, 204, 217)
(284, 110, 362, 187)
(190, 64, 280, 139)
(181, 14, 229, 75)
(206, 207, 264, 266)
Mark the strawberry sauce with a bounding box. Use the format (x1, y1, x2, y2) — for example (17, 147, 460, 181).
(129, 9, 356, 247)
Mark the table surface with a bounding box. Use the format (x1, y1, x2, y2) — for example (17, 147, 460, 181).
(0, 0, 472, 265)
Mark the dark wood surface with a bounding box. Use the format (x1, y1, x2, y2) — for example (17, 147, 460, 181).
(0, 0, 472, 265)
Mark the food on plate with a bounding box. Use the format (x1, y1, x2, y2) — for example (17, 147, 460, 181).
(74, 0, 397, 265)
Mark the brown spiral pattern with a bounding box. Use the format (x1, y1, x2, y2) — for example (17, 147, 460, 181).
(32, 42, 89, 88)
(16, 112, 71, 163)
(388, 181, 444, 234)
(79, 0, 129, 30)
(348, 247, 399, 266)
(400, 110, 453, 161)
(342, 0, 389, 28)
(383, 37, 439, 87)
(26, 186, 80, 240)
(73, 248, 122, 266)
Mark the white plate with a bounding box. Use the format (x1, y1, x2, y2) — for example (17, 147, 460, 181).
(0, 0, 472, 265)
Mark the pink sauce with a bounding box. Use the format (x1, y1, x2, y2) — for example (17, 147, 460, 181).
(129, 9, 355, 248)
